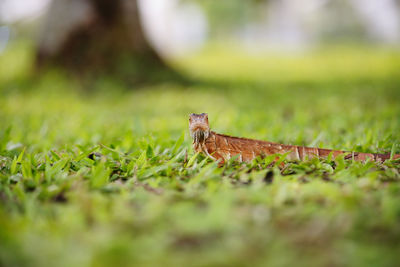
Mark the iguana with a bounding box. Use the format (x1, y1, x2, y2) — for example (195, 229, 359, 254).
(189, 113, 399, 164)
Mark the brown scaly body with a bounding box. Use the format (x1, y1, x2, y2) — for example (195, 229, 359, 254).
(189, 113, 400, 164)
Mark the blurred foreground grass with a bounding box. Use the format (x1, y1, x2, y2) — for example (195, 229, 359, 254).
(1, 42, 400, 267)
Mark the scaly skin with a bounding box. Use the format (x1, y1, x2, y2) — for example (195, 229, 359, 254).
(189, 113, 400, 164)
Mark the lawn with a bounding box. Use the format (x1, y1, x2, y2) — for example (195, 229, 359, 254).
(1, 42, 400, 267)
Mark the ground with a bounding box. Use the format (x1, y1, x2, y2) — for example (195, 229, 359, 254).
(0, 42, 400, 267)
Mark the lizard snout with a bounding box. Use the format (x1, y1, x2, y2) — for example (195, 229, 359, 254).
(189, 122, 209, 133)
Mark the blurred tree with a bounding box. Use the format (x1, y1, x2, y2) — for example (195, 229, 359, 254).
(36, 0, 176, 82)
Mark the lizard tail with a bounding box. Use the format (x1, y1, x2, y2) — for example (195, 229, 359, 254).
(389, 153, 400, 160)
(352, 152, 400, 162)
(292, 147, 399, 162)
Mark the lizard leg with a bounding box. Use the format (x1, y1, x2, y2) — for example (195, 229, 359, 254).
(201, 142, 216, 160)
(201, 142, 225, 166)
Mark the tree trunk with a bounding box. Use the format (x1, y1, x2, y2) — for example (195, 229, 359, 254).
(36, 0, 176, 82)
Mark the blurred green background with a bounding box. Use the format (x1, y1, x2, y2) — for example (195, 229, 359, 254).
(1, 1, 400, 266)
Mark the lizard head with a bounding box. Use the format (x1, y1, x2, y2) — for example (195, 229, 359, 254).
(189, 113, 210, 144)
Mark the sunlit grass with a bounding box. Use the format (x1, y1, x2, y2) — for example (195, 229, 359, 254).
(175, 43, 400, 84)
(0, 42, 400, 267)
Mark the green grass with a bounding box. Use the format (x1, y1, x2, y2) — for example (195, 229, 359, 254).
(1, 42, 400, 267)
